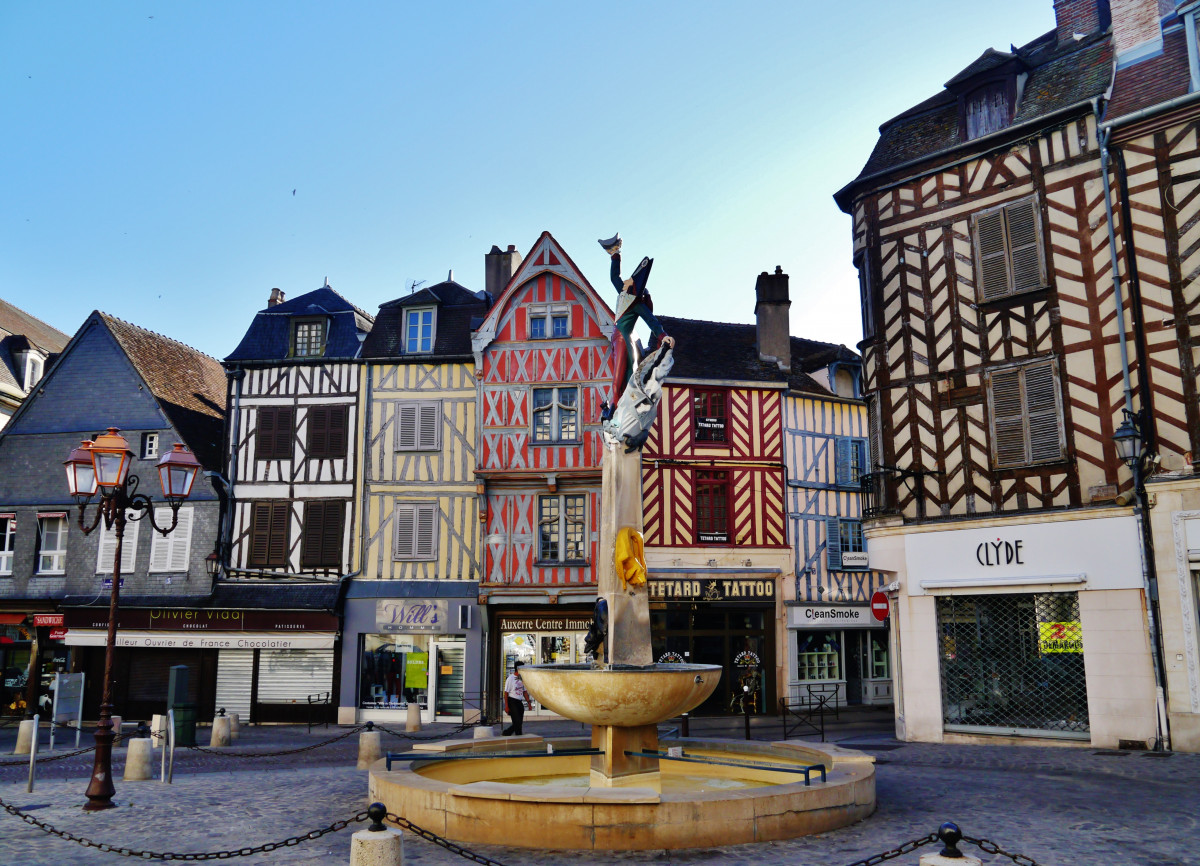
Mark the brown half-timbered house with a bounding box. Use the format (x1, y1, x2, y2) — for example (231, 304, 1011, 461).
(836, 0, 1162, 749)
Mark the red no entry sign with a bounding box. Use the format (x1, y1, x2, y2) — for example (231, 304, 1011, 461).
(870, 591, 889, 622)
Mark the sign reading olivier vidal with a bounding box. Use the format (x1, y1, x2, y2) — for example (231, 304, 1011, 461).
(648, 576, 775, 602)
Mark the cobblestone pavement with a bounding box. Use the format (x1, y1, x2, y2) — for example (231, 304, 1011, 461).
(1, 714, 1197, 865)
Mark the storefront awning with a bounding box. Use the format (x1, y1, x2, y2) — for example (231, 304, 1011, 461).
(0, 613, 26, 625)
(63, 630, 337, 650)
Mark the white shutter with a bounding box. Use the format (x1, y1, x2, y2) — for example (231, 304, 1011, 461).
(395, 505, 415, 558)
(418, 402, 440, 449)
(395, 404, 418, 450)
(215, 649, 254, 719)
(149, 507, 194, 572)
(96, 511, 139, 574)
(255, 649, 334, 704)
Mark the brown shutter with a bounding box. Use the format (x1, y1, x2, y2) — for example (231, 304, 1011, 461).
(975, 209, 1010, 301)
(301, 501, 323, 567)
(322, 501, 344, 567)
(1005, 198, 1044, 293)
(249, 503, 271, 566)
(307, 407, 329, 458)
(1024, 361, 1063, 462)
(268, 502, 289, 566)
(328, 405, 348, 458)
(257, 409, 276, 459)
(989, 368, 1028, 467)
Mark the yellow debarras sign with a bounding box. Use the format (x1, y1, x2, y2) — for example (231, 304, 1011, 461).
(1038, 621, 1083, 654)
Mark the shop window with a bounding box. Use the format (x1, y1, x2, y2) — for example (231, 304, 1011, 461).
(695, 470, 729, 543)
(360, 634, 431, 709)
(835, 438, 868, 487)
(986, 358, 1065, 468)
(532, 387, 578, 443)
(256, 406, 294, 460)
(249, 502, 289, 568)
(394, 401, 440, 451)
(306, 405, 349, 459)
(395, 502, 437, 560)
(405, 308, 435, 353)
(826, 517, 866, 570)
(537, 494, 586, 563)
(301, 500, 345, 568)
(693, 389, 728, 442)
(292, 318, 326, 358)
(96, 510, 140, 574)
(36, 513, 67, 574)
(149, 507, 193, 572)
(796, 631, 841, 681)
(0, 514, 14, 575)
(973, 196, 1045, 302)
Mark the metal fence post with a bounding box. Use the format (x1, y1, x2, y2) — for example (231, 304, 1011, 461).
(167, 708, 176, 784)
(26, 713, 39, 793)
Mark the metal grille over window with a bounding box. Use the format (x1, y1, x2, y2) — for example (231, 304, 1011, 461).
(936, 592, 1089, 737)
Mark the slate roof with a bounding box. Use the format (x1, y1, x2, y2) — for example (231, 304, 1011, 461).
(0, 298, 69, 395)
(224, 286, 374, 363)
(657, 315, 857, 395)
(61, 582, 339, 611)
(1106, 25, 1190, 121)
(100, 313, 227, 469)
(837, 29, 1112, 210)
(362, 279, 490, 359)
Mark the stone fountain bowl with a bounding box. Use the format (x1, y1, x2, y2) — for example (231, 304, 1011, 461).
(519, 663, 721, 727)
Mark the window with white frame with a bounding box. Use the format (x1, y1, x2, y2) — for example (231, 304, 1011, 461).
(529, 315, 547, 339)
(552, 314, 569, 338)
(96, 511, 140, 574)
(527, 304, 570, 340)
(149, 507, 193, 572)
(394, 401, 441, 451)
(532, 387, 578, 442)
(394, 502, 437, 560)
(292, 319, 326, 357)
(538, 494, 586, 562)
(835, 438, 868, 487)
(141, 432, 160, 460)
(36, 513, 68, 574)
(404, 308, 435, 353)
(24, 354, 44, 391)
(0, 515, 14, 575)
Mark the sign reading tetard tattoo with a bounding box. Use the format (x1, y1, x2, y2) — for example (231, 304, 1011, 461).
(648, 576, 775, 602)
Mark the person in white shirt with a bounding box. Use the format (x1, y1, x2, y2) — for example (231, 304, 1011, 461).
(502, 660, 533, 736)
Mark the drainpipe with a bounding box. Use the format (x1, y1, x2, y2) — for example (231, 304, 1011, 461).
(1096, 100, 1171, 751)
(223, 367, 245, 571)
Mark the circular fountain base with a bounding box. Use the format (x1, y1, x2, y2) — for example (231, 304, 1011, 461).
(368, 735, 875, 851)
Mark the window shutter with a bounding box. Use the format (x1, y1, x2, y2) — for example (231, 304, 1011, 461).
(249, 504, 270, 566)
(825, 517, 843, 570)
(149, 507, 192, 572)
(395, 505, 415, 557)
(301, 501, 325, 567)
(1005, 198, 1043, 294)
(276, 408, 294, 459)
(268, 502, 289, 566)
(416, 505, 437, 557)
(990, 368, 1029, 467)
(396, 405, 418, 450)
(308, 407, 329, 457)
(835, 438, 851, 486)
(418, 403, 440, 449)
(96, 512, 138, 574)
(257, 409, 276, 458)
(328, 405, 347, 458)
(1024, 362, 1063, 463)
(975, 209, 1011, 301)
(322, 502, 344, 567)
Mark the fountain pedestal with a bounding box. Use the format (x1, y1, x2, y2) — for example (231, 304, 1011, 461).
(591, 723, 659, 788)
(598, 442, 651, 667)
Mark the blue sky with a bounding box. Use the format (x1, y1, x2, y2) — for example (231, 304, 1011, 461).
(1, 1, 1057, 360)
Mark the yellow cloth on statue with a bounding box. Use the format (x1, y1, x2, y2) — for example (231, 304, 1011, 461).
(615, 527, 647, 589)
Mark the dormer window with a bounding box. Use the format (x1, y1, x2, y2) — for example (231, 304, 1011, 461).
(24, 354, 44, 391)
(405, 307, 435, 353)
(965, 83, 1012, 140)
(292, 318, 326, 357)
(946, 49, 1024, 143)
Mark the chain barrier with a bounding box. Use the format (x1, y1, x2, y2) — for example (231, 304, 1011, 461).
(384, 810, 510, 865)
(181, 724, 368, 758)
(370, 720, 473, 741)
(965, 834, 1046, 866)
(840, 833, 937, 866)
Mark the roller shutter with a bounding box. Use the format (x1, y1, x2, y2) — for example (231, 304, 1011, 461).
(214, 649, 253, 719)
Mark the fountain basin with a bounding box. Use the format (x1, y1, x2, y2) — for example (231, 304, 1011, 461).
(368, 735, 876, 850)
(518, 663, 720, 726)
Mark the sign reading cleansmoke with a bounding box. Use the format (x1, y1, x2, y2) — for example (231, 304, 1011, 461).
(790, 605, 879, 629)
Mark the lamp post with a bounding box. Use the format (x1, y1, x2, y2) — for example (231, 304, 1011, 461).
(64, 429, 201, 810)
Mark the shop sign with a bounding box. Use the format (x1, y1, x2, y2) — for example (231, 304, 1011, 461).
(841, 551, 870, 569)
(790, 605, 879, 629)
(648, 576, 775, 602)
(734, 651, 760, 668)
(1038, 621, 1083, 654)
(376, 599, 448, 633)
(657, 651, 684, 664)
(33, 614, 64, 627)
(406, 652, 428, 687)
(63, 630, 337, 649)
(48, 628, 67, 640)
(499, 616, 593, 632)
(63, 608, 339, 632)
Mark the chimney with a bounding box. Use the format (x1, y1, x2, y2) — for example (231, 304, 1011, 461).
(1052, 0, 1110, 45)
(755, 266, 791, 372)
(268, 287, 286, 307)
(485, 244, 522, 299)
(1110, 0, 1162, 67)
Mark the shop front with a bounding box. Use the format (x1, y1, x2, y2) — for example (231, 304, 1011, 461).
(647, 569, 779, 715)
(787, 604, 890, 708)
(493, 609, 594, 717)
(339, 581, 482, 726)
(870, 511, 1159, 747)
(62, 605, 339, 724)
(1, 611, 68, 718)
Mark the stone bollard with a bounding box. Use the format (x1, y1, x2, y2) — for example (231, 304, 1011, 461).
(358, 723, 382, 770)
(110, 715, 124, 748)
(150, 714, 167, 749)
(229, 712, 240, 740)
(405, 703, 420, 733)
(123, 738, 154, 781)
(349, 803, 402, 866)
(210, 715, 232, 748)
(919, 823, 981, 866)
(472, 726, 495, 740)
(13, 719, 37, 755)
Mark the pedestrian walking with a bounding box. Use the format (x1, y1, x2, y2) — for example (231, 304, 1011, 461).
(502, 661, 533, 736)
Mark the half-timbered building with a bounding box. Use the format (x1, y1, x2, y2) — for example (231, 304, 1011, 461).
(337, 277, 489, 725)
(471, 234, 615, 717)
(836, 0, 1163, 749)
(221, 284, 372, 722)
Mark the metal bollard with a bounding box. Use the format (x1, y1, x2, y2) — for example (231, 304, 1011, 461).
(680, 712, 689, 738)
(918, 823, 980, 866)
(349, 802, 403, 865)
(26, 714, 39, 793)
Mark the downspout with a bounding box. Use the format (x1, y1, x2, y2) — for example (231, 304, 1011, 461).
(1097, 99, 1172, 751)
(223, 367, 245, 572)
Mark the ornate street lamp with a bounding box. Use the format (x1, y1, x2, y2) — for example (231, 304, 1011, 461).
(1112, 411, 1143, 468)
(64, 428, 202, 811)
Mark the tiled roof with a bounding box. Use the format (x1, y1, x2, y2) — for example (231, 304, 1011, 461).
(99, 312, 227, 468)
(839, 30, 1112, 208)
(657, 315, 856, 395)
(362, 280, 489, 359)
(0, 298, 69, 354)
(1106, 27, 1190, 121)
(224, 286, 374, 363)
